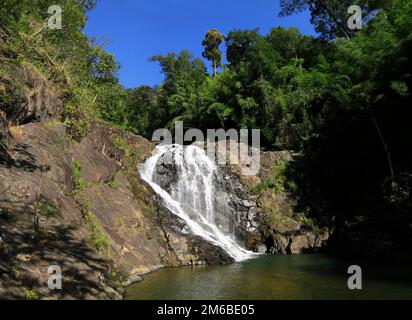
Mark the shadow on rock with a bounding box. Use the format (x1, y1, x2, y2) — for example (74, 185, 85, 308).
(0, 143, 50, 173)
(0, 220, 116, 300)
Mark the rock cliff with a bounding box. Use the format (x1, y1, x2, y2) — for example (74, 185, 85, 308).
(0, 122, 231, 299)
(225, 146, 331, 255)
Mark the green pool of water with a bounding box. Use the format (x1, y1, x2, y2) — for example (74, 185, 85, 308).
(125, 254, 412, 300)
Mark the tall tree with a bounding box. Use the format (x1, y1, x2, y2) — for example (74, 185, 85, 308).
(202, 29, 224, 77)
(278, 0, 392, 40)
(226, 29, 261, 66)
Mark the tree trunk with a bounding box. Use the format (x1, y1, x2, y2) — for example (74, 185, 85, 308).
(213, 60, 217, 77)
(370, 108, 395, 181)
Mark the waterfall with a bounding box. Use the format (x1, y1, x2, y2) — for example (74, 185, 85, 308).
(139, 144, 257, 262)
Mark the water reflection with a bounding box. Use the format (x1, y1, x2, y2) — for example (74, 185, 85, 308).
(125, 255, 412, 300)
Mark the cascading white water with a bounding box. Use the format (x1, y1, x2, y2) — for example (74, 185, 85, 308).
(139, 144, 256, 262)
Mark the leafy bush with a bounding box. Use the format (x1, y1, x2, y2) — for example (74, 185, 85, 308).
(34, 197, 62, 219)
(106, 172, 118, 189)
(23, 289, 39, 300)
(71, 160, 86, 193)
(111, 135, 137, 164)
(251, 161, 296, 195)
(83, 211, 110, 255)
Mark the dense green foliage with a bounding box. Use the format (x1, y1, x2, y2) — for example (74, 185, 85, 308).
(0, 0, 123, 139)
(279, 0, 394, 40)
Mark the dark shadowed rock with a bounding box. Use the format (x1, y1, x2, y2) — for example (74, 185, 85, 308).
(155, 147, 179, 191)
(0, 111, 9, 143)
(217, 167, 259, 247)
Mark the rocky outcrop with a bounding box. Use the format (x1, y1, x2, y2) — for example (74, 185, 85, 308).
(260, 217, 330, 255)
(155, 147, 179, 191)
(152, 198, 234, 266)
(0, 122, 232, 300)
(217, 167, 259, 248)
(222, 142, 330, 255)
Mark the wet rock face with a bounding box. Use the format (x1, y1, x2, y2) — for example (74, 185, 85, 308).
(216, 167, 259, 243)
(155, 147, 179, 191)
(151, 145, 259, 251)
(187, 237, 234, 265)
(154, 204, 234, 266)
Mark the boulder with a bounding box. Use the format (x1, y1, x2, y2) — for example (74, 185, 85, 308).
(271, 234, 289, 255)
(290, 235, 310, 254)
(272, 219, 301, 234)
(155, 147, 179, 190)
(122, 275, 144, 287)
(216, 166, 259, 244)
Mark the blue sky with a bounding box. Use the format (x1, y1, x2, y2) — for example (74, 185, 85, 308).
(85, 0, 315, 88)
